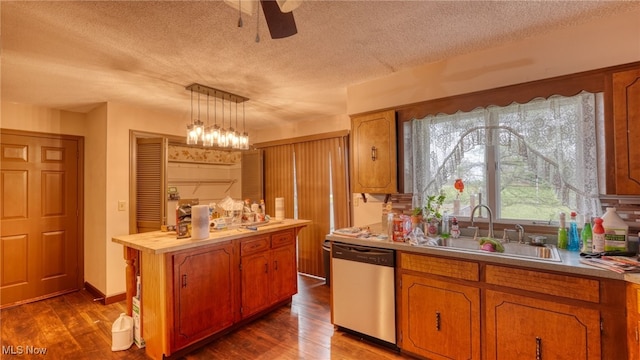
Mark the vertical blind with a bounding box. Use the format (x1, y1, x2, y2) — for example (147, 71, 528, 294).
(262, 134, 349, 277)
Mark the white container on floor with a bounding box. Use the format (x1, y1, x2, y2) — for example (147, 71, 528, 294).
(111, 313, 133, 351)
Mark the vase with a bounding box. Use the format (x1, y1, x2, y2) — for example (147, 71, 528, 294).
(427, 219, 439, 237)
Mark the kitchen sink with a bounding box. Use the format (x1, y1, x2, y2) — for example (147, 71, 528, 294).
(435, 237, 562, 262)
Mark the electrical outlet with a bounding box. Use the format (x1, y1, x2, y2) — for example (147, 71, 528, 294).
(118, 200, 126, 211)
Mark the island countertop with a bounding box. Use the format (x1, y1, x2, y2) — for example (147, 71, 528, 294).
(112, 218, 311, 254)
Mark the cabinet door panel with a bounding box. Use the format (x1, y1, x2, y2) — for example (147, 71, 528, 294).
(485, 290, 601, 360)
(173, 242, 234, 350)
(270, 244, 297, 303)
(241, 252, 270, 318)
(400, 274, 480, 360)
(351, 110, 397, 193)
(614, 68, 640, 194)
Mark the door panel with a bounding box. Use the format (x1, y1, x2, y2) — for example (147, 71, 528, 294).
(0, 132, 81, 306)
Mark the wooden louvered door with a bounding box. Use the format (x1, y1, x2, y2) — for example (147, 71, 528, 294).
(0, 131, 83, 307)
(135, 137, 166, 233)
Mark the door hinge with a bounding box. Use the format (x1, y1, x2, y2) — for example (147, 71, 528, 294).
(239, 262, 242, 271)
(240, 306, 243, 314)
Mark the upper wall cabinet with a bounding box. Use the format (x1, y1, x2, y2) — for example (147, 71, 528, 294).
(613, 68, 640, 195)
(350, 110, 397, 194)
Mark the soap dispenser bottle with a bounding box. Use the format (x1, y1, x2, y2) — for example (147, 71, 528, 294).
(557, 212, 568, 249)
(568, 211, 581, 251)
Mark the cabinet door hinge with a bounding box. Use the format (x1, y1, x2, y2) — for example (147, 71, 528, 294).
(239, 262, 242, 271)
(240, 306, 243, 315)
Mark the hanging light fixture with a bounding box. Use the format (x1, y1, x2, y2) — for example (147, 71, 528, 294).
(203, 93, 214, 147)
(239, 101, 250, 150)
(185, 83, 249, 149)
(210, 93, 221, 146)
(226, 95, 237, 147)
(218, 94, 229, 148)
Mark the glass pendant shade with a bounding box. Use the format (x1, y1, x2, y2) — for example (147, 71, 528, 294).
(240, 132, 249, 150)
(212, 125, 221, 144)
(203, 126, 214, 147)
(218, 128, 229, 147)
(186, 124, 198, 145)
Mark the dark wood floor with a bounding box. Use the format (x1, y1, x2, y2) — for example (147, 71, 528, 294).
(1, 275, 413, 359)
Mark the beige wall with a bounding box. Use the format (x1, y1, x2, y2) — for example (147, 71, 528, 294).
(84, 104, 108, 292)
(1, 101, 85, 135)
(347, 8, 640, 115)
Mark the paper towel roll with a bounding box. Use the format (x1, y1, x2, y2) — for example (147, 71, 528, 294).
(275, 197, 285, 220)
(191, 205, 210, 240)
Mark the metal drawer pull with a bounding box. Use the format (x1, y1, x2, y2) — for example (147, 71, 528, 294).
(435, 311, 441, 331)
(371, 146, 377, 161)
(536, 337, 542, 360)
(182, 274, 187, 288)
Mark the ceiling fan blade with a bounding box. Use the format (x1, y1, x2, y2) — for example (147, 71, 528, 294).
(260, 0, 297, 39)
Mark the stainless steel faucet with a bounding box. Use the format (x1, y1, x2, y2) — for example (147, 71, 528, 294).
(470, 204, 494, 239)
(515, 224, 525, 244)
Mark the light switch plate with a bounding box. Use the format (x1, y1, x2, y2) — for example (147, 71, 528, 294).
(118, 200, 126, 211)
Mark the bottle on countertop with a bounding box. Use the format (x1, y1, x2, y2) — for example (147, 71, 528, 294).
(592, 217, 605, 253)
(567, 211, 581, 252)
(557, 212, 568, 249)
(601, 207, 628, 251)
(581, 213, 593, 253)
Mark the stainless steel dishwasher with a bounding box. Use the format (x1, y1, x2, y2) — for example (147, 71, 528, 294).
(331, 242, 396, 346)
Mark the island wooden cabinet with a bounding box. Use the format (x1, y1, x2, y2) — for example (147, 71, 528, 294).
(485, 290, 601, 360)
(269, 229, 298, 303)
(114, 220, 309, 360)
(613, 67, 640, 194)
(240, 229, 297, 318)
(170, 241, 235, 350)
(350, 110, 397, 194)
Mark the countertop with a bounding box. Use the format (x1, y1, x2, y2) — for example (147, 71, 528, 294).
(326, 226, 640, 284)
(112, 219, 311, 254)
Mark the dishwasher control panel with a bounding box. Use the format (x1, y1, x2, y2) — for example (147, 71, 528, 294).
(331, 242, 395, 267)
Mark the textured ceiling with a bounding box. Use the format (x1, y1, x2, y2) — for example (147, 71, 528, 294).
(2, 1, 639, 132)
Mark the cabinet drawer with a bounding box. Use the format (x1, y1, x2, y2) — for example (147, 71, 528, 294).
(485, 264, 600, 303)
(400, 252, 479, 281)
(241, 236, 269, 256)
(271, 229, 294, 249)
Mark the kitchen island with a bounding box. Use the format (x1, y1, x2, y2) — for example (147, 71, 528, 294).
(112, 219, 310, 360)
(327, 229, 636, 360)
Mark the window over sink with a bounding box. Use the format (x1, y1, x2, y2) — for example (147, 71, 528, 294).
(405, 91, 604, 223)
